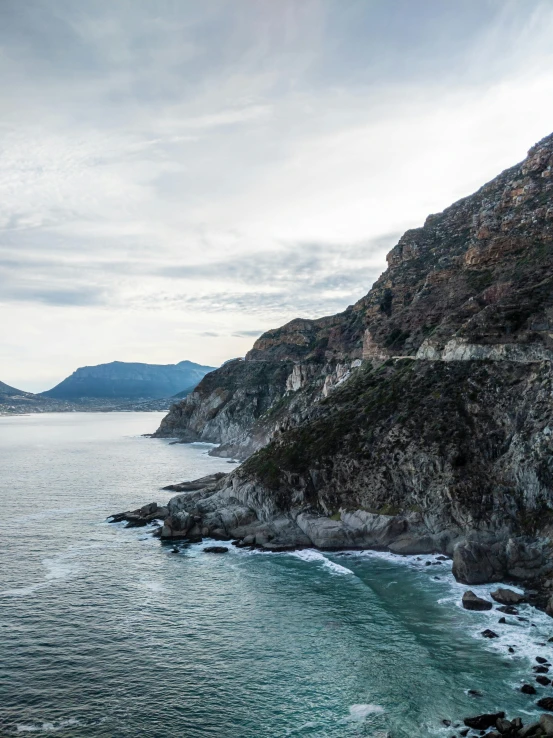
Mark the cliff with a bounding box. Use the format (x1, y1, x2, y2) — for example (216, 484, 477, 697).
(156, 132, 553, 452)
(148, 132, 553, 584)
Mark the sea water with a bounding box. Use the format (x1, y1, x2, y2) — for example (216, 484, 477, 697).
(0, 413, 550, 737)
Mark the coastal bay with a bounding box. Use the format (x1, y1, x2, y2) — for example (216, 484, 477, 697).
(1, 413, 551, 738)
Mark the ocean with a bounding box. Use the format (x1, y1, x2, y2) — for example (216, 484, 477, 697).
(0, 413, 550, 737)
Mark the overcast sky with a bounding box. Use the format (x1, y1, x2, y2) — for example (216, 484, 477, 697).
(2, 0, 553, 391)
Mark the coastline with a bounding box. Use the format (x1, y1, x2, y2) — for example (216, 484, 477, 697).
(110, 452, 553, 738)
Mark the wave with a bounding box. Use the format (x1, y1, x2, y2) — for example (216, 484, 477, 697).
(291, 549, 354, 576)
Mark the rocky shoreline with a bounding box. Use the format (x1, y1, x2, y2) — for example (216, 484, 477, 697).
(109, 468, 553, 738)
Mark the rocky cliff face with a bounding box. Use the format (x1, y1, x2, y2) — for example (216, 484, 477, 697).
(151, 133, 553, 582)
(156, 133, 553, 452)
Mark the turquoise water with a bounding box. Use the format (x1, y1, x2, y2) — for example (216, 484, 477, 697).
(0, 413, 551, 737)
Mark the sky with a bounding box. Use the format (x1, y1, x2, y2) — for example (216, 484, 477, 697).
(2, 1, 553, 391)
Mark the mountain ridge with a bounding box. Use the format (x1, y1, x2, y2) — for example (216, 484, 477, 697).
(42, 360, 216, 400)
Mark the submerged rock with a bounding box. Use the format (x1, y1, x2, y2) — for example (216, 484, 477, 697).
(203, 546, 229, 554)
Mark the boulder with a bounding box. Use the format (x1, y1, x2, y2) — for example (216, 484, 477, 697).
(453, 541, 506, 584)
(453, 539, 549, 585)
(491, 588, 525, 605)
(535, 666, 550, 674)
(496, 718, 512, 734)
(203, 546, 229, 554)
(538, 698, 553, 711)
(482, 629, 499, 638)
(522, 684, 537, 694)
(462, 590, 493, 611)
(463, 712, 505, 730)
(540, 714, 553, 736)
(537, 657, 549, 664)
(537, 676, 551, 686)
(497, 605, 519, 615)
(519, 723, 542, 737)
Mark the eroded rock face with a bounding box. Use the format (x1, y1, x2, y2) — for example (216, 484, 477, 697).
(147, 132, 553, 582)
(154, 133, 553, 466)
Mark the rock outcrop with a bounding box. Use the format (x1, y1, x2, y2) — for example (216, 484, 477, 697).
(146, 132, 553, 584)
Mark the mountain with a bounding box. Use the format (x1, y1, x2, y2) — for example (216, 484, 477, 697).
(41, 360, 216, 401)
(0, 380, 28, 397)
(150, 132, 553, 587)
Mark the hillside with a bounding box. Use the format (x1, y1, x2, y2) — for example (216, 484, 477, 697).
(148, 132, 553, 585)
(0, 380, 27, 397)
(42, 360, 215, 400)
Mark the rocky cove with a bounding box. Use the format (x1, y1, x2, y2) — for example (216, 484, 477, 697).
(112, 132, 553, 735)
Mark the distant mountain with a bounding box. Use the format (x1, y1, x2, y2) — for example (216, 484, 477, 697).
(0, 380, 28, 397)
(41, 361, 216, 400)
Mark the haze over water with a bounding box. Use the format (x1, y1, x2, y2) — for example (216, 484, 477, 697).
(0, 413, 550, 737)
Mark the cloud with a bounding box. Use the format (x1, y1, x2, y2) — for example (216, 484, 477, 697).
(2, 0, 553, 388)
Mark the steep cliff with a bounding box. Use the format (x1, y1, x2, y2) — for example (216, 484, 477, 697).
(143, 132, 553, 585)
(156, 132, 553, 461)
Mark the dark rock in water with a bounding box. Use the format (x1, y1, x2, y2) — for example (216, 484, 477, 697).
(462, 591, 493, 611)
(497, 605, 519, 615)
(203, 546, 229, 554)
(125, 518, 149, 528)
(463, 712, 505, 730)
(437, 555, 449, 561)
(491, 588, 525, 605)
(170, 547, 179, 554)
(537, 697, 553, 711)
(442, 719, 452, 726)
(496, 718, 512, 733)
(459, 730, 469, 737)
(536, 676, 551, 686)
(425, 561, 432, 566)
(109, 501, 169, 528)
(468, 689, 482, 697)
(481, 629, 499, 638)
(498, 617, 506, 624)
(534, 665, 550, 673)
(537, 656, 549, 664)
(508, 647, 515, 653)
(521, 684, 537, 694)
(518, 617, 530, 622)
